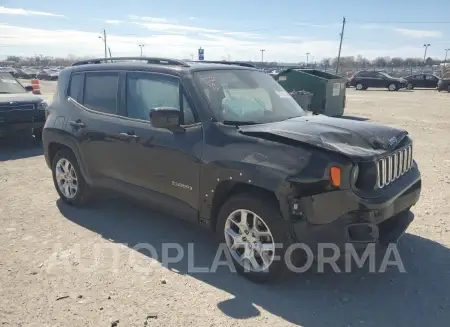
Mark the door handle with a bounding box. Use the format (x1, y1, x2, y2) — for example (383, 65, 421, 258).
(118, 132, 140, 141)
(69, 120, 86, 129)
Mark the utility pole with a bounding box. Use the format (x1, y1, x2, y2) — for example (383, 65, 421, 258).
(445, 48, 449, 63)
(335, 16, 346, 75)
(306, 52, 310, 66)
(260, 49, 265, 63)
(139, 44, 145, 56)
(423, 43, 430, 64)
(98, 29, 108, 60)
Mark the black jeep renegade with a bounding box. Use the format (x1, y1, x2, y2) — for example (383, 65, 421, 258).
(42, 57, 421, 283)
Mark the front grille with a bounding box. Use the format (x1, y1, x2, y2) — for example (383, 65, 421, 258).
(0, 104, 35, 112)
(376, 144, 413, 188)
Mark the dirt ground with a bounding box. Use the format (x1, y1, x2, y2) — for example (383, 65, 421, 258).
(1, 87, 450, 327)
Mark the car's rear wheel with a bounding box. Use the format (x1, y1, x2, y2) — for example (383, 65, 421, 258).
(355, 83, 365, 90)
(388, 83, 398, 91)
(52, 149, 92, 206)
(216, 193, 293, 283)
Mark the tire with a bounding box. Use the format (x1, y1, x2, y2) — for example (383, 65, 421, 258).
(388, 83, 398, 91)
(406, 83, 414, 90)
(355, 83, 365, 90)
(215, 192, 293, 283)
(52, 148, 92, 206)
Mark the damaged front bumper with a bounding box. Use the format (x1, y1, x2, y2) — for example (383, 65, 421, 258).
(288, 165, 421, 252)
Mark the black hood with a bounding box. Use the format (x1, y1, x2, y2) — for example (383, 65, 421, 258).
(0, 93, 44, 106)
(238, 115, 408, 160)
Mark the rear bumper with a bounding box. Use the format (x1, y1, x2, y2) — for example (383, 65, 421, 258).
(289, 167, 421, 252)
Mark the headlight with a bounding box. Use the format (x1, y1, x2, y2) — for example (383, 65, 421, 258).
(37, 100, 48, 110)
(351, 164, 359, 184)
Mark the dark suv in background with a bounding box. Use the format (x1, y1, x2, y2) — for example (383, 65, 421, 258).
(403, 73, 439, 89)
(42, 57, 421, 283)
(0, 72, 48, 139)
(349, 71, 407, 91)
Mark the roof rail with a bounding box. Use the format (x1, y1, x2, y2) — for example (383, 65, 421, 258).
(188, 60, 256, 68)
(72, 57, 190, 67)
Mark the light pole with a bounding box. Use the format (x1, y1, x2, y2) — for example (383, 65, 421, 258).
(98, 29, 107, 59)
(423, 43, 430, 64)
(306, 52, 310, 66)
(139, 44, 145, 56)
(445, 48, 450, 64)
(260, 49, 265, 63)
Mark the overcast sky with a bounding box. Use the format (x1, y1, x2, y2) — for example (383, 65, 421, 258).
(1, 0, 449, 62)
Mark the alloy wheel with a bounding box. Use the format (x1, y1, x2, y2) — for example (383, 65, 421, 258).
(55, 158, 78, 199)
(224, 209, 275, 272)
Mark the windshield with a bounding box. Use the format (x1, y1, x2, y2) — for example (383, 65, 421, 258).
(0, 73, 26, 94)
(194, 69, 306, 124)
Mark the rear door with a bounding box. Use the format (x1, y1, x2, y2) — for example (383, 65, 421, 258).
(409, 75, 420, 87)
(416, 74, 427, 88)
(66, 70, 135, 183)
(354, 71, 370, 86)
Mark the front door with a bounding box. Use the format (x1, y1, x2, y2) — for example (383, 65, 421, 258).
(121, 71, 202, 221)
(425, 75, 438, 88)
(373, 72, 387, 87)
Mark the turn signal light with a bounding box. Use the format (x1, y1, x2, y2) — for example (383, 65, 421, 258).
(330, 166, 341, 187)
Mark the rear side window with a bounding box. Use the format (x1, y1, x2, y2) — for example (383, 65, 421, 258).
(68, 73, 84, 102)
(83, 72, 119, 114)
(356, 71, 369, 77)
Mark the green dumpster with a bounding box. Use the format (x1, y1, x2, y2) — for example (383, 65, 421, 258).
(275, 69, 346, 117)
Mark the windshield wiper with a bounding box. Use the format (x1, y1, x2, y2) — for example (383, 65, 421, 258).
(223, 120, 260, 126)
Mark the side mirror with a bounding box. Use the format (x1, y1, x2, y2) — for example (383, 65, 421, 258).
(149, 107, 184, 131)
(24, 85, 33, 92)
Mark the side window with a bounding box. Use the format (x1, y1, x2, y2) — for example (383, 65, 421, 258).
(126, 72, 198, 124)
(182, 95, 196, 125)
(68, 72, 83, 102)
(126, 73, 179, 121)
(83, 72, 119, 114)
(426, 75, 437, 80)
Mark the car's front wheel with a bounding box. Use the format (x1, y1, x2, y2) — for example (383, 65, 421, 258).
(52, 149, 92, 206)
(406, 83, 414, 90)
(216, 193, 293, 283)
